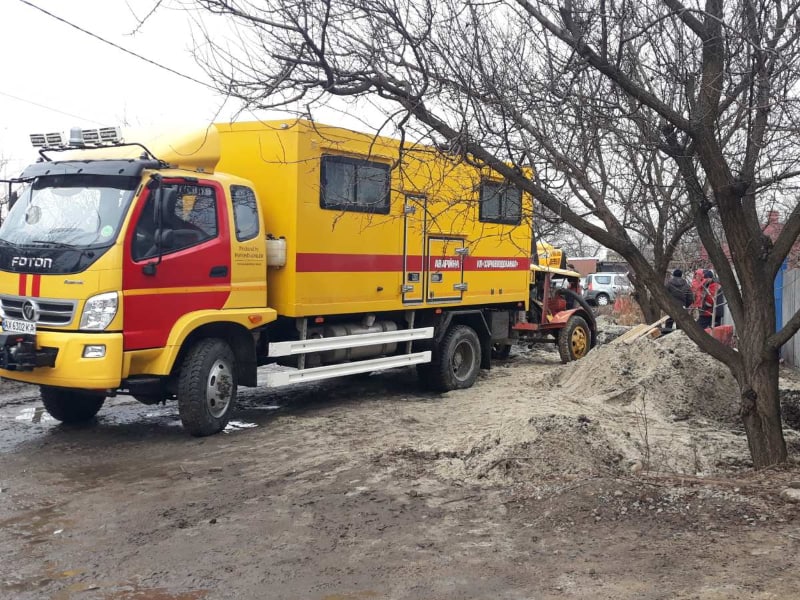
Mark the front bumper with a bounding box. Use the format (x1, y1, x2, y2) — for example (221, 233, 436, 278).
(0, 330, 123, 389)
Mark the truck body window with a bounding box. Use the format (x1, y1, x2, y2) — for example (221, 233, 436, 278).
(231, 185, 259, 242)
(320, 155, 390, 214)
(479, 180, 522, 225)
(132, 184, 218, 261)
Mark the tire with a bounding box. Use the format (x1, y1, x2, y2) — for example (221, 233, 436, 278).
(40, 387, 105, 424)
(557, 315, 591, 363)
(424, 325, 482, 392)
(595, 293, 610, 306)
(492, 343, 512, 359)
(177, 338, 237, 437)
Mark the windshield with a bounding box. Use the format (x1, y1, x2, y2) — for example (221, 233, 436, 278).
(0, 174, 138, 248)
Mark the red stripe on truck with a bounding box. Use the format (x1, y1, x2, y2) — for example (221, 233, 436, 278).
(295, 253, 530, 272)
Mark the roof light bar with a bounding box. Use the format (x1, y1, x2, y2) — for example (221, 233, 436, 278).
(29, 126, 123, 148)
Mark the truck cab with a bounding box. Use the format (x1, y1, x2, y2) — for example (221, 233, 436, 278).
(0, 140, 276, 434)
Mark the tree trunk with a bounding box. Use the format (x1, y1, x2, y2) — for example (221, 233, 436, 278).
(631, 282, 660, 323)
(736, 335, 787, 468)
(733, 289, 787, 469)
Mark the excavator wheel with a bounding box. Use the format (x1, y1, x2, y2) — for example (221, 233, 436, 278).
(557, 315, 591, 363)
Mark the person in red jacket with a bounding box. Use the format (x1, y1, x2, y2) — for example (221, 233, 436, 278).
(698, 270, 724, 329)
(690, 268, 705, 309)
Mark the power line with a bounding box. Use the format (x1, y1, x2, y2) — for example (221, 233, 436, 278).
(0, 89, 103, 125)
(17, 0, 218, 92)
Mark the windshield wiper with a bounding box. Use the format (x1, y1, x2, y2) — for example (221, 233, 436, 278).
(28, 239, 81, 249)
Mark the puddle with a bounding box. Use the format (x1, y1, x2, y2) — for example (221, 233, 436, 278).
(14, 406, 56, 424)
(5, 566, 208, 600)
(0, 503, 73, 542)
(103, 586, 208, 600)
(223, 421, 258, 433)
(2, 562, 82, 595)
(322, 592, 379, 600)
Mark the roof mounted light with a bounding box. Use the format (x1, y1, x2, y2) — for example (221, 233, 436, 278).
(69, 127, 84, 146)
(30, 131, 66, 147)
(82, 129, 100, 144)
(30, 133, 47, 147)
(29, 131, 67, 148)
(98, 127, 121, 143)
(29, 125, 122, 149)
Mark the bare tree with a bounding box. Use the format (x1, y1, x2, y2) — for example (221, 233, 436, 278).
(185, 0, 800, 468)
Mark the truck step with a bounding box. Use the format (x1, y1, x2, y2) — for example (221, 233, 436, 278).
(268, 327, 434, 357)
(264, 351, 431, 388)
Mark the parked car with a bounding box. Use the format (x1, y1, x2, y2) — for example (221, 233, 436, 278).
(583, 272, 632, 306)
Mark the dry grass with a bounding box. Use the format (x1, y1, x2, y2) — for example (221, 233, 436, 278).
(612, 294, 646, 326)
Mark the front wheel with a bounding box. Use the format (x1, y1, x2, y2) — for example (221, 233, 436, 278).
(557, 315, 591, 363)
(40, 387, 105, 423)
(595, 293, 610, 306)
(177, 338, 237, 437)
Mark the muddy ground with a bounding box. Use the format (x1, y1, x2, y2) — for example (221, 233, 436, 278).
(2, 334, 800, 599)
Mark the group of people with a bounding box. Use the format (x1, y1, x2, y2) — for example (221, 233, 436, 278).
(665, 268, 725, 330)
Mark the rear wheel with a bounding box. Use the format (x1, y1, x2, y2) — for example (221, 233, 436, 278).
(420, 325, 482, 392)
(557, 315, 591, 363)
(177, 338, 237, 437)
(40, 387, 105, 423)
(595, 293, 610, 306)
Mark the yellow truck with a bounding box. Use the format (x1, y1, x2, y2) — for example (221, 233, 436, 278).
(0, 120, 595, 435)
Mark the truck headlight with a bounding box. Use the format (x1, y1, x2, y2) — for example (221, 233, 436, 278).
(80, 292, 118, 330)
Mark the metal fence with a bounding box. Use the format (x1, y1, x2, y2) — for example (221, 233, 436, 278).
(782, 268, 800, 366)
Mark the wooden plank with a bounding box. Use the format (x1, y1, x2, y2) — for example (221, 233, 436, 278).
(611, 323, 651, 344)
(621, 316, 670, 345)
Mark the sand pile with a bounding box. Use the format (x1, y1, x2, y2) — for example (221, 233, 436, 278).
(401, 330, 750, 484)
(552, 330, 741, 424)
(428, 414, 625, 484)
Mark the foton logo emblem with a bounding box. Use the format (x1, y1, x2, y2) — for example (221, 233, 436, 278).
(22, 300, 39, 322)
(11, 257, 53, 269)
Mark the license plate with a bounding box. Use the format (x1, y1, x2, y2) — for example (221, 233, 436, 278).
(1, 318, 36, 335)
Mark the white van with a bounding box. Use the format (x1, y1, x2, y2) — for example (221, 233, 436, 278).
(583, 272, 632, 306)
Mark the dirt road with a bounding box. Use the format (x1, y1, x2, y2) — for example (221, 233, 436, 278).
(2, 341, 800, 599)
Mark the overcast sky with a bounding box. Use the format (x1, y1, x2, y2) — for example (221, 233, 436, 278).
(1, 0, 372, 175)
